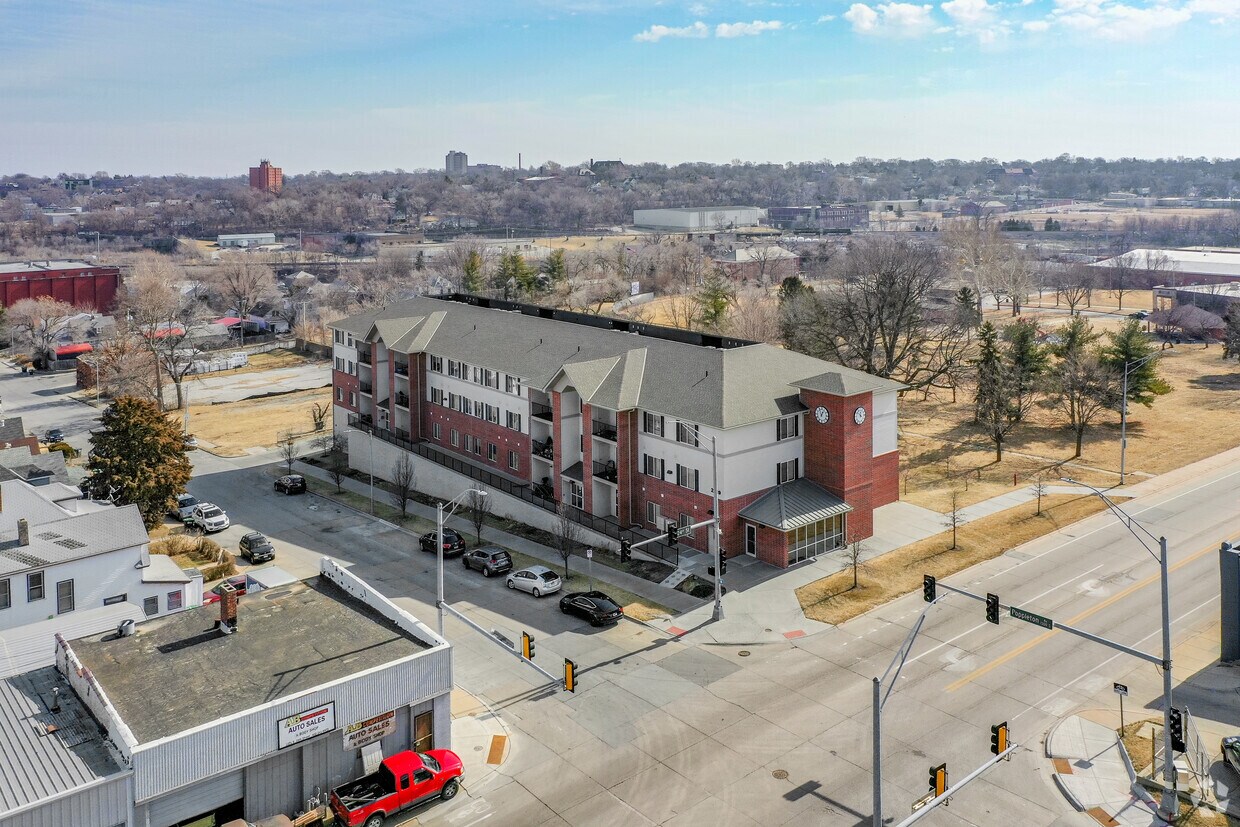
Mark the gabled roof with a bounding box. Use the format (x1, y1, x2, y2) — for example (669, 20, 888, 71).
(738, 478, 852, 532)
(0, 503, 149, 577)
(793, 370, 904, 398)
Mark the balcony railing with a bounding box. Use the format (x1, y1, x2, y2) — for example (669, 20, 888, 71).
(394, 362, 409, 376)
(358, 351, 372, 365)
(531, 402, 553, 421)
(359, 382, 373, 395)
(592, 460, 618, 483)
(532, 439, 554, 460)
(591, 419, 618, 442)
(395, 392, 410, 408)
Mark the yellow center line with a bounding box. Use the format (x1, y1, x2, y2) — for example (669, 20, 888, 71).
(945, 541, 1218, 692)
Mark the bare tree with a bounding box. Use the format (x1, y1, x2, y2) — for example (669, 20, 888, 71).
(661, 291, 702, 330)
(326, 435, 348, 492)
(1032, 476, 1048, 516)
(7, 296, 78, 363)
(553, 501, 583, 579)
(90, 327, 159, 400)
(1055, 264, 1095, 316)
(726, 288, 780, 342)
(310, 402, 329, 432)
(278, 432, 298, 473)
(201, 258, 278, 345)
(466, 487, 491, 543)
(1106, 251, 1137, 310)
(123, 254, 207, 409)
(388, 453, 417, 519)
(944, 488, 965, 550)
(841, 533, 865, 589)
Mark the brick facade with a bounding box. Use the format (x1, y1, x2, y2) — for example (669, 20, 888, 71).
(802, 389, 876, 541)
(872, 450, 900, 508)
(424, 405, 530, 478)
(333, 370, 360, 413)
(616, 410, 641, 528)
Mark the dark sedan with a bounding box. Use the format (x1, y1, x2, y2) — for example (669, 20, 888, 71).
(274, 474, 307, 494)
(559, 591, 624, 626)
(420, 528, 467, 556)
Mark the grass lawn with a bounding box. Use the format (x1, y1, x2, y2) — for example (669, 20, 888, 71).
(189, 386, 332, 456)
(796, 494, 1113, 625)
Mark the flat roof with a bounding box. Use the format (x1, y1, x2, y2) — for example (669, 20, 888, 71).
(1093, 248, 1240, 278)
(634, 206, 762, 213)
(0, 260, 106, 275)
(0, 667, 124, 814)
(70, 577, 431, 743)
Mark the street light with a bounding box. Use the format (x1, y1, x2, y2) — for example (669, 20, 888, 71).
(345, 427, 375, 513)
(437, 488, 486, 636)
(1119, 353, 1159, 486)
(1062, 478, 1178, 819)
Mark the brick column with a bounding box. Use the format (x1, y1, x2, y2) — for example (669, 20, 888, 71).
(616, 410, 639, 527)
(581, 403, 594, 514)
(551, 391, 563, 501)
(802, 389, 875, 542)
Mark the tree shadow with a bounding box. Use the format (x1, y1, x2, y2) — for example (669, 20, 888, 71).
(1189, 373, 1240, 392)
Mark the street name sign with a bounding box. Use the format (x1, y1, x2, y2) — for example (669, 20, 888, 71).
(1009, 606, 1053, 629)
(1114, 682, 1128, 696)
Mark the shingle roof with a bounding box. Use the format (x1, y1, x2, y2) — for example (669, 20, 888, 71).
(0, 417, 28, 444)
(0, 503, 148, 576)
(334, 298, 903, 429)
(738, 478, 852, 531)
(0, 667, 124, 814)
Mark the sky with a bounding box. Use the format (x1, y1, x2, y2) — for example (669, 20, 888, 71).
(3, 0, 1239, 177)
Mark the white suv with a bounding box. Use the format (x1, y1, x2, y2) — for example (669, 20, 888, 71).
(170, 494, 198, 522)
(189, 503, 230, 533)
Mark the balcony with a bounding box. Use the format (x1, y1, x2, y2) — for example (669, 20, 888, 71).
(395, 392, 410, 408)
(532, 438, 555, 460)
(359, 382, 373, 395)
(358, 350, 372, 365)
(592, 460, 618, 484)
(394, 362, 409, 377)
(531, 402, 554, 421)
(591, 419, 618, 442)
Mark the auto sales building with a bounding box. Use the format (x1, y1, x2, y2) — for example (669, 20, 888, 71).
(0, 558, 453, 827)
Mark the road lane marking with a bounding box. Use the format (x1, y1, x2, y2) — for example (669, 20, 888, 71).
(909, 564, 1104, 665)
(945, 540, 1219, 692)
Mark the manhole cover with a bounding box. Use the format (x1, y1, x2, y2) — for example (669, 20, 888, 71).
(738, 650, 751, 657)
(764, 628, 772, 632)
(772, 769, 789, 780)
(474, 746, 484, 752)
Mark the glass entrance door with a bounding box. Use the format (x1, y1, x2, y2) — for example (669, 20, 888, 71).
(745, 524, 757, 557)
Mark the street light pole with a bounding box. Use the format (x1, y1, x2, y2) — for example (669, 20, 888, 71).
(366, 430, 374, 514)
(710, 435, 724, 622)
(1119, 353, 1158, 486)
(437, 488, 486, 636)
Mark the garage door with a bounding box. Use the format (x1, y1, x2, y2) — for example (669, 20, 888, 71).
(144, 770, 244, 827)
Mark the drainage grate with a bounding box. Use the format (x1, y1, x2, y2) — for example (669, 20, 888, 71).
(772, 769, 789, 780)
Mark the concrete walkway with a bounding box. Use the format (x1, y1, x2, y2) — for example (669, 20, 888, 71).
(293, 459, 703, 615)
(1047, 715, 1165, 826)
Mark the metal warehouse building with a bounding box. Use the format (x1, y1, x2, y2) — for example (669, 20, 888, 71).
(0, 559, 452, 827)
(632, 206, 766, 230)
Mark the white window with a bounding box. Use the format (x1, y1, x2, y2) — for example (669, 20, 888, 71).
(28, 572, 44, 602)
(643, 454, 665, 479)
(432, 422, 441, 440)
(451, 429, 459, 447)
(346, 360, 355, 374)
(336, 387, 343, 403)
(777, 458, 800, 484)
(488, 443, 498, 462)
(56, 580, 74, 615)
(430, 355, 443, 373)
(167, 591, 183, 611)
(676, 464, 700, 491)
(0, 578, 9, 610)
(335, 357, 345, 372)
(646, 501, 661, 526)
(505, 375, 523, 395)
(679, 513, 694, 538)
(349, 392, 357, 407)
(448, 360, 462, 378)
(430, 387, 444, 406)
(472, 438, 482, 456)
(568, 481, 584, 509)
(346, 334, 354, 347)
(676, 422, 699, 446)
(485, 404, 499, 425)
(506, 411, 522, 432)
(642, 412, 664, 437)
(777, 415, 800, 441)
(509, 450, 519, 471)
(334, 330, 343, 344)
(143, 596, 159, 616)
(461, 398, 473, 417)
(447, 392, 457, 410)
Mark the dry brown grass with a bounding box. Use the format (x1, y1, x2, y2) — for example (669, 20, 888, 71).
(534, 233, 644, 253)
(189, 387, 332, 456)
(1119, 718, 1161, 774)
(796, 494, 1113, 625)
(899, 345, 1240, 511)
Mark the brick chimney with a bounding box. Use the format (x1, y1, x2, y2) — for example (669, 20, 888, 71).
(17, 518, 29, 547)
(217, 583, 239, 632)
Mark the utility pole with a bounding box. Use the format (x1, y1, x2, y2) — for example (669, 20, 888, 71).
(1119, 353, 1158, 485)
(710, 435, 724, 622)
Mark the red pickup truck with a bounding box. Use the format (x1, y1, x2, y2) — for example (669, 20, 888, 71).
(329, 749, 463, 827)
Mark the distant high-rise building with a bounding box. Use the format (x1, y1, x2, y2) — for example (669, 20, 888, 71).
(445, 151, 468, 176)
(249, 159, 283, 194)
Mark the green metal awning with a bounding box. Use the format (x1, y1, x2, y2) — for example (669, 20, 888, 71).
(738, 478, 852, 532)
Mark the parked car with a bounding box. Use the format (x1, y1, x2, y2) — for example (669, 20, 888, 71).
(329, 749, 463, 827)
(1129, 310, 1150, 320)
(183, 434, 198, 450)
(274, 474, 306, 495)
(1223, 736, 1240, 775)
(203, 574, 249, 604)
(170, 493, 198, 522)
(45, 427, 65, 443)
(461, 547, 513, 577)
(559, 590, 624, 626)
(238, 531, 275, 564)
(188, 503, 230, 533)
(506, 565, 562, 598)
(420, 528, 467, 557)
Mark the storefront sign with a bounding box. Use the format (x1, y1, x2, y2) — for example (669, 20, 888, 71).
(278, 702, 336, 749)
(343, 710, 397, 750)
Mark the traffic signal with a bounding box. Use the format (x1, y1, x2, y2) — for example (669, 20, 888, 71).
(564, 658, 577, 692)
(985, 593, 1000, 625)
(521, 632, 536, 660)
(719, 553, 727, 576)
(620, 538, 632, 562)
(666, 523, 679, 547)
(1169, 707, 1185, 753)
(991, 721, 1009, 756)
(923, 574, 936, 603)
(928, 764, 947, 797)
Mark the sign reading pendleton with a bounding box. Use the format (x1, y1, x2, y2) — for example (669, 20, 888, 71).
(1009, 606, 1053, 630)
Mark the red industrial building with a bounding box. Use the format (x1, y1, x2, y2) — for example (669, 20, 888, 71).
(0, 260, 121, 311)
(249, 159, 283, 194)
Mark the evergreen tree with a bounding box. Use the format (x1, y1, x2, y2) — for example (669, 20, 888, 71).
(543, 248, 567, 283)
(414, 250, 425, 272)
(1224, 313, 1240, 360)
(1050, 315, 1101, 361)
(973, 321, 1022, 460)
(82, 396, 192, 528)
(1001, 318, 1048, 420)
(1100, 319, 1171, 406)
(462, 250, 484, 293)
(777, 275, 812, 303)
(695, 269, 735, 330)
(952, 286, 982, 334)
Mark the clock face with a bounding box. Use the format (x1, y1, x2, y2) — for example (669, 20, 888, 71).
(814, 406, 829, 424)
(854, 406, 867, 425)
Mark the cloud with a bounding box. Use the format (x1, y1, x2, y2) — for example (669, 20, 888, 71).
(844, 2, 936, 36)
(715, 19, 784, 36)
(940, 0, 1011, 42)
(1022, 18, 1051, 29)
(688, 2, 710, 14)
(817, 13, 838, 22)
(633, 20, 710, 41)
(1187, 0, 1240, 18)
(1051, 0, 1193, 40)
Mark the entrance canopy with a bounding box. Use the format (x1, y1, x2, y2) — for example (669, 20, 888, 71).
(738, 478, 852, 531)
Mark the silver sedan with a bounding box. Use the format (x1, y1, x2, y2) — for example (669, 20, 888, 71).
(505, 565, 562, 598)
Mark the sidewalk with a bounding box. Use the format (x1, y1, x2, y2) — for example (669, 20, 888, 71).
(1047, 715, 1166, 826)
(294, 459, 703, 615)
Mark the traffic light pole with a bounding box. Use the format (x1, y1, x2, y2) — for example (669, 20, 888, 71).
(893, 744, 1018, 827)
(709, 435, 723, 622)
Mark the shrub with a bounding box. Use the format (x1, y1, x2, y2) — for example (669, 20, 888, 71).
(200, 552, 237, 582)
(46, 441, 79, 459)
(150, 534, 222, 563)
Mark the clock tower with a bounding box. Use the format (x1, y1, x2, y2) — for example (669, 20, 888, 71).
(795, 380, 876, 540)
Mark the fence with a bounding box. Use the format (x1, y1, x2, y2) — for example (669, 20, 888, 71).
(1152, 707, 1213, 799)
(349, 415, 679, 566)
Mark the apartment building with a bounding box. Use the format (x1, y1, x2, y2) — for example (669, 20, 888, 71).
(330, 295, 902, 569)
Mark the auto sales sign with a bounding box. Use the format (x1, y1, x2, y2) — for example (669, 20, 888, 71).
(343, 710, 398, 750)
(278, 702, 336, 749)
